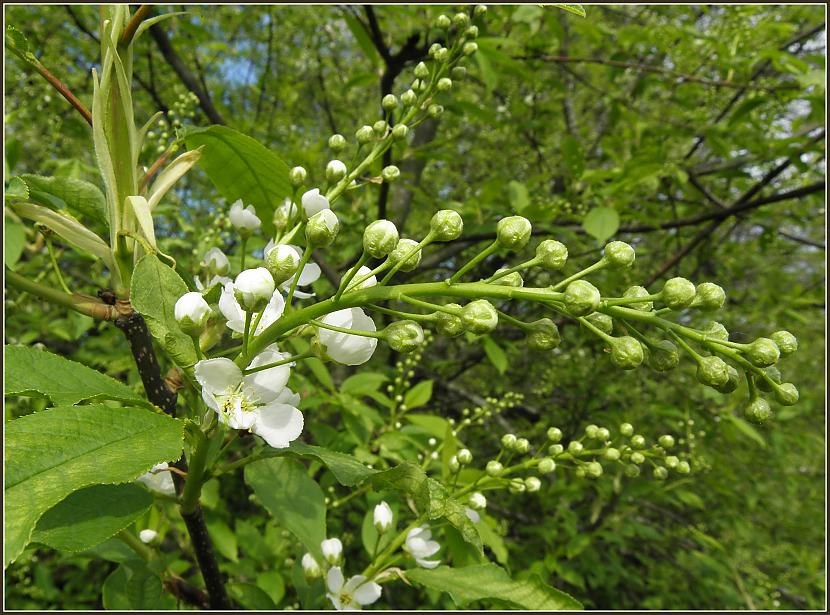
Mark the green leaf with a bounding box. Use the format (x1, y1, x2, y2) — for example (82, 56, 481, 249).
(244, 458, 327, 560)
(255, 570, 285, 607)
(404, 380, 433, 409)
(722, 412, 766, 448)
(288, 337, 334, 392)
(341, 372, 388, 395)
(184, 125, 291, 236)
(3, 216, 26, 270)
(482, 336, 508, 374)
(4, 344, 146, 407)
(551, 4, 587, 18)
(508, 180, 530, 213)
(5, 176, 28, 200)
(287, 442, 377, 486)
(405, 413, 451, 439)
(206, 517, 238, 563)
(582, 207, 620, 243)
(131, 254, 198, 368)
(4, 404, 184, 566)
(20, 174, 108, 227)
(342, 12, 381, 66)
(31, 484, 152, 552)
(228, 583, 277, 610)
(102, 560, 176, 610)
(407, 563, 583, 610)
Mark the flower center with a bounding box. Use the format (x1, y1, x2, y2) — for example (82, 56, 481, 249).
(220, 388, 257, 418)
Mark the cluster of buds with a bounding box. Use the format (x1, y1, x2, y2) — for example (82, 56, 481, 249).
(145, 89, 199, 154)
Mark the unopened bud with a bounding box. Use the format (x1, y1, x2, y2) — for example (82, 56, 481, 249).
(373, 120, 388, 137)
(653, 466, 668, 480)
(770, 330, 797, 356)
(381, 94, 398, 110)
(474, 5, 488, 17)
(744, 397, 772, 423)
(620, 423, 634, 437)
(514, 438, 530, 454)
(703, 321, 730, 341)
(457, 448, 473, 464)
(434, 47, 450, 62)
(326, 159, 347, 182)
(306, 209, 339, 247)
(430, 210, 464, 241)
(603, 241, 635, 268)
(547, 427, 563, 442)
(696, 355, 729, 388)
(437, 77, 453, 92)
(356, 125, 374, 144)
(661, 277, 696, 310)
(525, 476, 542, 492)
(774, 382, 799, 406)
(501, 433, 517, 449)
(468, 492, 487, 510)
(428, 104, 444, 118)
(301, 553, 322, 579)
(630, 435, 646, 449)
(536, 239, 568, 270)
(328, 134, 346, 151)
(463, 41, 478, 55)
(466, 25, 479, 38)
(363, 219, 399, 258)
(389, 238, 422, 271)
(451, 66, 467, 81)
(385, 320, 424, 353)
(435, 304, 464, 337)
(435, 14, 451, 29)
(289, 166, 307, 187)
(568, 441, 583, 455)
(564, 280, 601, 317)
(392, 124, 409, 140)
(492, 270, 524, 287)
(585, 461, 603, 479)
(658, 435, 675, 449)
(714, 364, 740, 394)
(382, 165, 400, 183)
(692, 282, 726, 311)
(265, 244, 301, 285)
(453, 12, 470, 27)
(414, 62, 429, 79)
(604, 447, 621, 461)
(485, 460, 504, 476)
(401, 89, 418, 106)
(745, 338, 780, 367)
(496, 216, 532, 251)
(611, 337, 644, 370)
(623, 286, 653, 311)
(527, 318, 561, 351)
(174, 292, 211, 334)
(461, 299, 498, 334)
(538, 458, 556, 473)
(584, 312, 613, 335)
(234, 268, 275, 312)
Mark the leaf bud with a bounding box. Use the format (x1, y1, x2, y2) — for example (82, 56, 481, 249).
(457, 448, 473, 464)
(653, 466, 668, 480)
(485, 460, 504, 476)
(385, 320, 425, 353)
(584, 312, 613, 335)
(677, 461, 691, 474)
(630, 452, 645, 464)
(466, 25, 479, 38)
(538, 458, 556, 473)
(630, 435, 646, 449)
(234, 268, 276, 312)
(770, 330, 798, 356)
(536, 239, 568, 270)
(435, 14, 451, 29)
(661, 277, 696, 310)
(773, 382, 799, 406)
(647, 340, 679, 372)
(564, 280, 601, 317)
(548, 443, 564, 455)
(658, 435, 675, 449)
(325, 159, 347, 182)
(664, 455, 679, 469)
(428, 104, 444, 118)
(515, 438, 530, 454)
(382, 165, 401, 183)
(430, 209, 464, 241)
(305, 209, 340, 248)
(392, 124, 409, 140)
(501, 433, 517, 449)
(745, 337, 780, 367)
(356, 125, 375, 144)
(451, 66, 467, 81)
(604, 447, 621, 461)
(568, 441, 583, 455)
(492, 269, 524, 287)
(691, 282, 726, 311)
(714, 364, 740, 394)
(328, 134, 346, 151)
(495, 216, 532, 251)
(363, 219, 399, 258)
(463, 41, 478, 56)
(703, 321, 730, 341)
(744, 397, 772, 423)
(381, 94, 398, 111)
(527, 318, 561, 351)
(623, 285, 653, 311)
(696, 355, 730, 388)
(461, 299, 499, 334)
(611, 336, 644, 370)
(401, 89, 418, 106)
(414, 61, 430, 78)
(547, 427, 563, 442)
(174, 292, 211, 335)
(436, 304, 465, 337)
(603, 241, 635, 269)
(389, 238, 422, 271)
(620, 423, 634, 437)
(289, 166, 307, 187)
(585, 461, 603, 479)
(265, 244, 301, 286)
(525, 476, 542, 492)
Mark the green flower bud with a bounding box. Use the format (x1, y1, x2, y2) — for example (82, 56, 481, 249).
(454, 12, 470, 27)
(501, 433, 517, 449)
(527, 318, 561, 351)
(463, 41, 478, 56)
(536, 239, 568, 270)
(584, 312, 613, 336)
(264, 244, 301, 286)
(770, 330, 798, 356)
(630, 452, 645, 464)
(428, 43, 442, 57)
(630, 435, 646, 449)
(289, 166, 307, 187)
(437, 77, 453, 92)
(647, 340, 680, 372)
(692, 282, 726, 311)
(744, 397, 772, 423)
(461, 299, 498, 334)
(597, 427, 611, 441)
(703, 321, 730, 341)
(401, 89, 418, 106)
(385, 320, 425, 353)
(306, 209, 339, 247)
(436, 304, 464, 337)
(696, 356, 729, 388)
(575, 466, 586, 479)
(496, 216, 532, 251)
(428, 104, 444, 118)
(623, 285, 653, 311)
(585, 424, 599, 439)
(664, 455, 679, 469)
(653, 466, 668, 480)
(448, 455, 460, 472)
(547, 427, 563, 442)
(658, 435, 675, 449)
(474, 5, 488, 17)
(604, 447, 621, 461)
(515, 438, 530, 454)
(328, 134, 346, 151)
(382, 165, 401, 183)
(457, 448, 473, 464)
(451, 66, 467, 81)
(485, 460, 504, 476)
(603, 241, 635, 269)
(326, 159, 347, 182)
(549, 443, 564, 455)
(624, 464, 641, 477)
(620, 423, 634, 437)
(586, 461, 603, 479)
(525, 476, 542, 492)
(755, 366, 782, 393)
(492, 270, 524, 287)
(568, 441, 583, 455)
(773, 382, 799, 406)
(373, 120, 388, 137)
(415, 78, 429, 92)
(714, 364, 740, 394)
(389, 238, 422, 271)
(564, 280, 601, 317)
(392, 124, 409, 140)
(508, 478, 526, 494)
(430, 209, 464, 241)
(677, 461, 691, 474)
(745, 338, 780, 367)
(381, 94, 398, 110)
(611, 336, 644, 370)
(435, 14, 451, 28)
(356, 125, 374, 144)
(414, 62, 429, 79)
(434, 47, 450, 62)
(661, 277, 697, 310)
(466, 25, 479, 38)
(538, 458, 556, 473)
(363, 220, 399, 258)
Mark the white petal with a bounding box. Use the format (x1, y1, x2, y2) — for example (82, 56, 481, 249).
(327, 566, 345, 594)
(346, 266, 377, 290)
(319, 308, 377, 366)
(219, 283, 245, 332)
(421, 540, 440, 557)
(201, 388, 221, 413)
(349, 578, 382, 606)
(252, 403, 303, 448)
(243, 345, 292, 403)
(416, 558, 441, 569)
(194, 359, 242, 394)
(275, 387, 301, 407)
(465, 507, 481, 524)
(302, 188, 331, 217)
(253, 291, 286, 335)
(290, 288, 316, 299)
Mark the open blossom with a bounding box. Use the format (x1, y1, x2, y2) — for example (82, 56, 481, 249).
(195, 247, 232, 290)
(318, 308, 378, 365)
(137, 462, 176, 497)
(219, 283, 285, 335)
(263, 241, 321, 299)
(404, 525, 441, 569)
(229, 199, 261, 232)
(326, 566, 382, 611)
(194, 346, 303, 448)
(301, 188, 330, 218)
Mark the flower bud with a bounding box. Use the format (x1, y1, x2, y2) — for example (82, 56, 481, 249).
(661, 277, 696, 310)
(538, 458, 556, 473)
(381, 94, 398, 111)
(174, 292, 211, 334)
(658, 435, 675, 449)
(597, 427, 611, 441)
(463, 41, 478, 55)
(525, 476, 542, 492)
(515, 438, 530, 454)
(664, 455, 679, 469)
(604, 448, 621, 461)
(692, 282, 726, 311)
(385, 320, 424, 353)
(770, 330, 798, 356)
(454, 12, 470, 27)
(496, 216, 532, 251)
(428, 43, 441, 57)
(437, 77, 453, 92)
(448, 455, 460, 472)
(461, 299, 498, 334)
(773, 382, 799, 406)
(585, 424, 599, 438)
(234, 268, 275, 312)
(603, 241, 635, 269)
(392, 124, 409, 140)
(610, 336, 644, 370)
(328, 134, 346, 151)
(274, 200, 298, 229)
(625, 464, 641, 477)
(414, 61, 429, 78)
(575, 466, 587, 479)
(401, 89, 418, 106)
(389, 238, 422, 272)
(564, 280, 601, 316)
(382, 165, 401, 183)
(374, 501, 393, 533)
(428, 104, 444, 118)
(301, 553, 322, 579)
(306, 209, 339, 247)
(415, 79, 429, 92)
(373, 120, 388, 137)
(468, 492, 487, 510)
(645, 340, 678, 372)
(289, 166, 307, 187)
(623, 286, 653, 311)
(630, 452, 645, 464)
(703, 321, 730, 341)
(139, 529, 157, 544)
(356, 125, 375, 144)
(485, 460, 504, 476)
(715, 364, 740, 394)
(265, 244, 301, 286)
(363, 219, 399, 258)
(744, 397, 772, 423)
(677, 461, 691, 474)
(326, 159, 347, 182)
(653, 466, 668, 480)
(568, 441, 583, 455)
(508, 478, 526, 494)
(475, 5, 488, 16)
(457, 448, 473, 464)
(585, 462, 603, 479)
(630, 435, 646, 449)
(696, 355, 729, 388)
(620, 423, 634, 437)
(436, 304, 464, 337)
(584, 312, 613, 335)
(527, 318, 561, 351)
(202, 247, 230, 276)
(434, 47, 450, 62)
(547, 427, 563, 442)
(320, 538, 343, 565)
(451, 66, 467, 81)
(501, 433, 517, 449)
(745, 337, 780, 367)
(492, 270, 524, 287)
(301, 188, 331, 217)
(549, 443, 564, 455)
(435, 14, 451, 28)
(430, 210, 464, 241)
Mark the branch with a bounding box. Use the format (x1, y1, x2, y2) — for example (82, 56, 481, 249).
(5, 270, 118, 320)
(362, 6, 391, 62)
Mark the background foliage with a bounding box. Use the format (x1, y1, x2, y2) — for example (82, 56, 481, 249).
(4, 4, 825, 610)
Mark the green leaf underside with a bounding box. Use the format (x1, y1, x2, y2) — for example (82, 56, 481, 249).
(4, 404, 184, 566)
(4, 344, 145, 407)
(31, 484, 152, 552)
(407, 563, 584, 610)
(287, 441, 377, 486)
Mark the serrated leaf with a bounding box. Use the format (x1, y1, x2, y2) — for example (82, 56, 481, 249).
(5, 344, 146, 407)
(102, 560, 177, 610)
(4, 404, 184, 566)
(551, 4, 587, 18)
(285, 441, 377, 486)
(404, 380, 433, 409)
(582, 207, 620, 243)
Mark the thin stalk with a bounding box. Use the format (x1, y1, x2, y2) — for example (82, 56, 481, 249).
(117, 529, 154, 561)
(366, 304, 438, 322)
(398, 294, 461, 316)
(347, 260, 391, 293)
(485, 256, 541, 283)
(242, 351, 312, 375)
(45, 239, 72, 294)
(310, 319, 384, 339)
(285, 246, 312, 307)
(239, 237, 248, 270)
(380, 231, 436, 285)
(447, 240, 499, 285)
(334, 251, 370, 302)
(496, 309, 533, 331)
(242, 311, 253, 356)
(5, 269, 117, 320)
(552, 259, 608, 291)
(577, 315, 616, 344)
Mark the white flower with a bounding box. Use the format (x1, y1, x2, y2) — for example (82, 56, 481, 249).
(468, 492, 487, 511)
(326, 566, 382, 611)
(344, 266, 377, 291)
(302, 553, 322, 579)
(137, 463, 176, 497)
(229, 199, 261, 232)
(262, 242, 322, 299)
(194, 347, 303, 448)
(318, 308, 378, 366)
(233, 267, 275, 311)
(465, 507, 481, 524)
(321, 537, 343, 565)
(174, 292, 211, 332)
(373, 501, 393, 533)
(139, 529, 158, 544)
(195, 248, 231, 291)
(219, 283, 285, 335)
(404, 525, 441, 569)
(301, 188, 330, 218)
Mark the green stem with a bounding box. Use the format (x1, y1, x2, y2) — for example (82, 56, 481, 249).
(552, 259, 608, 291)
(334, 251, 370, 302)
(117, 529, 154, 561)
(362, 517, 425, 580)
(380, 232, 436, 285)
(5, 269, 117, 320)
(347, 260, 391, 293)
(285, 246, 313, 308)
(485, 256, 541, 283)
(447, 240, 499, 285)
(577, 315, 616, 344)
(242, 311, 253, 356)
(240, 237, 248, 271)
(366, 303, 438, 322)
(180, 431, 211, 515)
(311, 319, 384, 339)
(603, 293, 662, 307)
(242, 351, 313, 375)
(398, 295, 461, 316)
(496, 309, 534, 331)
(45, 238, 72, 294)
